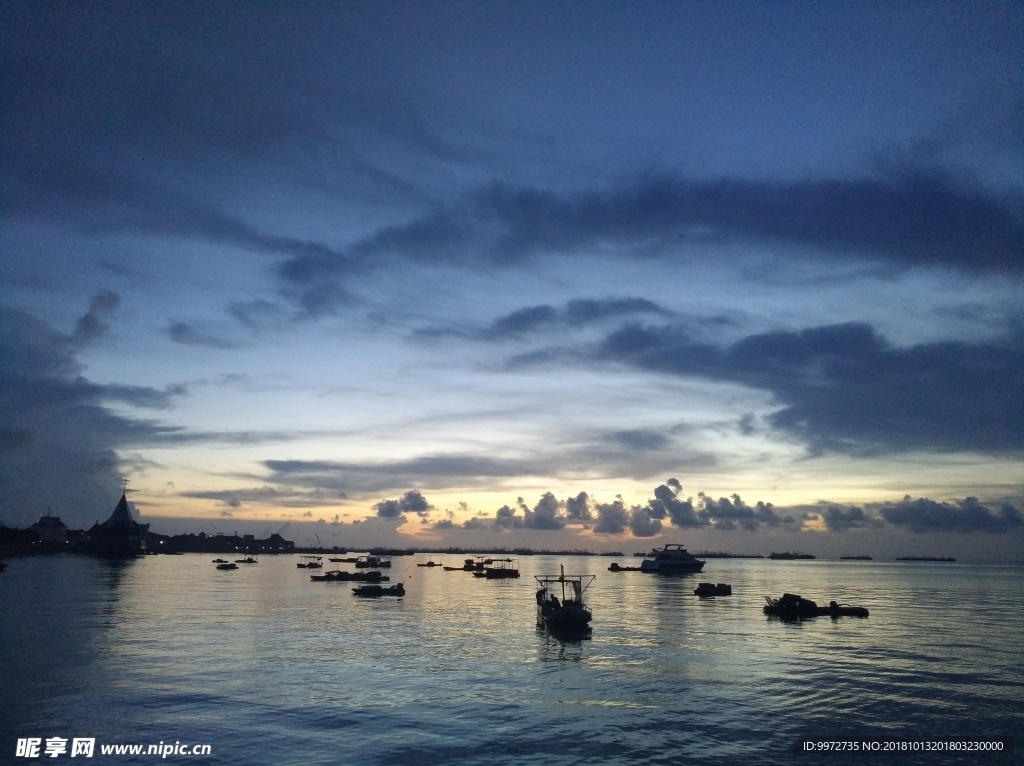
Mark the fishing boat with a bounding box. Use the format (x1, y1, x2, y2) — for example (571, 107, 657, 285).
(297, 555, 323, 569)
(216, 562, 238, 570)
(763, 593, 869, 619)
(474, 558, 520, 579)
(352, 583, 405, 597)
(417, 555, 443, 567)
(311, 569, 389, 582)
(354, 554, 392, 569)
(535, 566, 595, 633)
(639, 544, 705, 574)
(235, 554, 258, 564)
(212, 558, 228, 563)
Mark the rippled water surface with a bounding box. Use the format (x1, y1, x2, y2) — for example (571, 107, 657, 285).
(2, 555, 1022, 764)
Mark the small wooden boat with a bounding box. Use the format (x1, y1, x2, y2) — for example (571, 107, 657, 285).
(535, 566, 595, 633)
(417, 555, 443, 567)
(352, 583, 405, 597)
(608, 562, 641, 572)
(235, 555, 258, 564)
(297, 555, 323, 569)
(764, 593, 868, 619)
(216, 562, 238, 570)
(212, 558, 228, 563)
(694, 582, 732, 597)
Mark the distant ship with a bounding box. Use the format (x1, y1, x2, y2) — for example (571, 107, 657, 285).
(840, 555, 872, 560)
(639, 544, 705, 574)
(768, 551, 816, 560)
(896, 556, 956, 562)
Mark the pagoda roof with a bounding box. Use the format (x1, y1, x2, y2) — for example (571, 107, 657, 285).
(101, 494, 138, 531)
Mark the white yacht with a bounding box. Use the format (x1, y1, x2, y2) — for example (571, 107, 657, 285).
(639, 544, 705, 574)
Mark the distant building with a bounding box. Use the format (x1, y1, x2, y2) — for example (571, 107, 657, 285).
(32, 514, 68, 545)
(145, 530, 295, 553)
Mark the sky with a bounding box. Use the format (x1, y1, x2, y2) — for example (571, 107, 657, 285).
(2, 1, 1022, 560)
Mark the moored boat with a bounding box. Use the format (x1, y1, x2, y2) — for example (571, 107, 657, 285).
(352, 583, 405, 597)
(763, 593, 868, 619)
(608, 562, 641, 572)
(297, 555, 323, 569)
(473, 557, 519, 578)
(694, 582, 732, 597)
(311, 569, 389, 582)
(216, 562, 238, 570)
(639, 544, 705, 574)
(354, 554, 392, 568)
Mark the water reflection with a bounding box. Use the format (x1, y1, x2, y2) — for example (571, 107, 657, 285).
(536, 626, 588, 662)
(2, 555, 1021, 765)
(96, 555, 138, 592)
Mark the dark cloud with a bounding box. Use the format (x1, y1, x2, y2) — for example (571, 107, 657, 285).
(374, 490, 433, 519)
(72, 290, 121, 346)
(564, 492, 592, 523)
(482, 298, 670, 340)
(696, 493, 796, 531)
(274, 173, 1024, 312)
(168, 322, 241, 350)
(880, 495, 1023, 533)
(416, 297, 672, 342)
(595, 321, 1024, 455)
(180, 486, 338, 509)
(593, 497, 629, 535)
(425, 485, 1021, 540)
(477, 174, 1024, 271)
(494, 504, 524, 529)
(609, 429, 671, 451)
(228, 300, 289, 331)
(485, 305, 559, 339)
(629, 507, 663, 537)
(523, 492, 564, 530)
(6, 6, 1021, 329)
(0, 301, 184, 527)
(260, 453, 537, 497)
(820, 504, 884, 532)
(646, 480, 704, 527)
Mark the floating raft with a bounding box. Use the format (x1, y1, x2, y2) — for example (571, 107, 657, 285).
(694, 582, 732, 597)
(607, 562, 642, 572)
(764, 593, 868, 618)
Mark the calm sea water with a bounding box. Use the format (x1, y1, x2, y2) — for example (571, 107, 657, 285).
(1, 554, 1022, 765)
